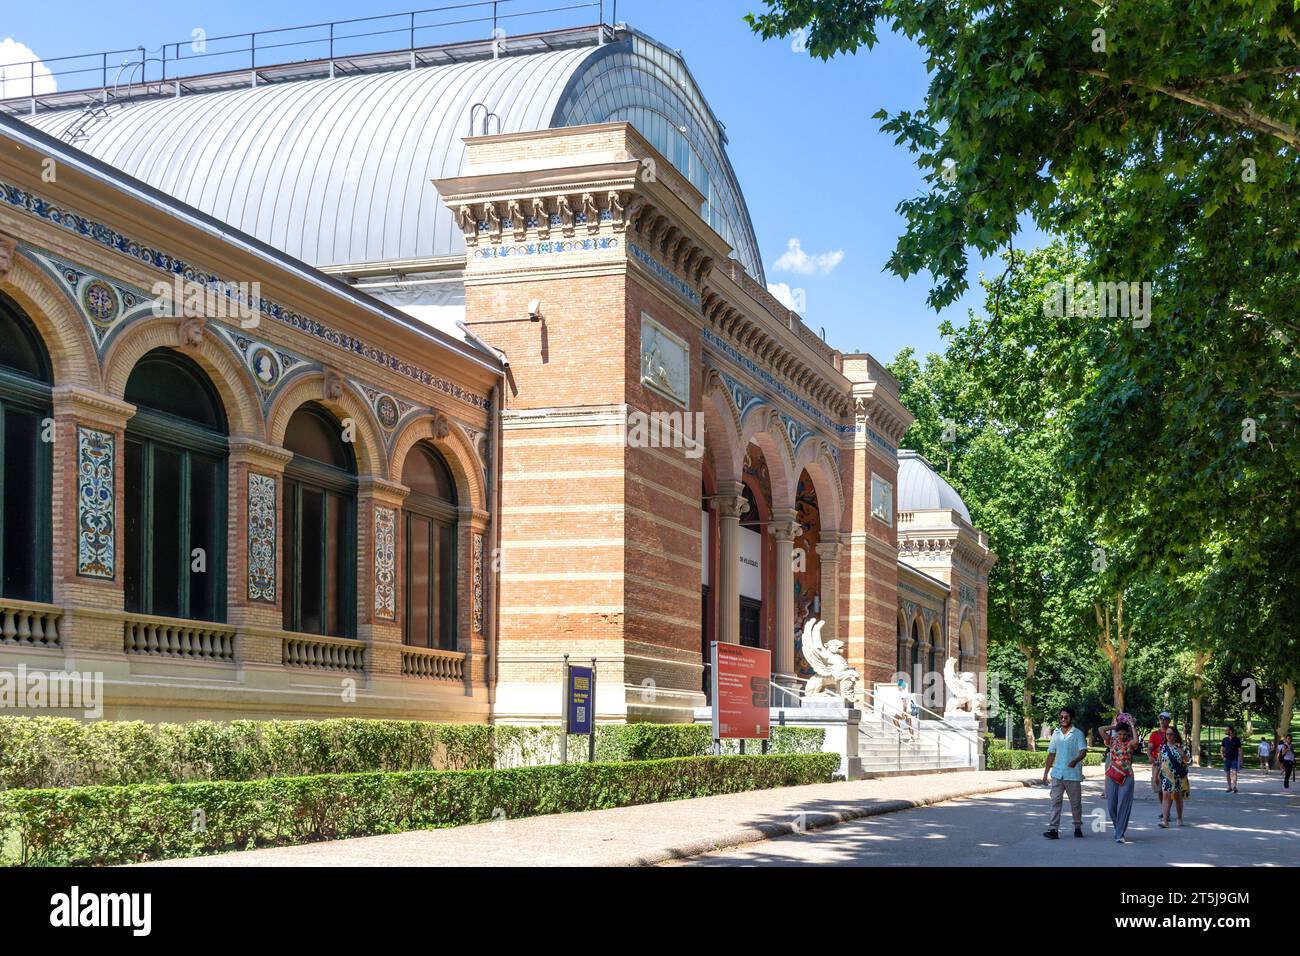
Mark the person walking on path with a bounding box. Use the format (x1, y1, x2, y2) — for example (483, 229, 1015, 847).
(1258, 737, 1273, 773)
(1158, 728, 1189, 828)
(1102, 714, 1140, 844)
(1222, 727, 1242, 793)
(1280, 735, 1295, 790)
(1148, 712, 1172, 819)
(1042, 706, 1088, 840)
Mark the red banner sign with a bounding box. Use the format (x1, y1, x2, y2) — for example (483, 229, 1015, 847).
(711, 642, 771, 740)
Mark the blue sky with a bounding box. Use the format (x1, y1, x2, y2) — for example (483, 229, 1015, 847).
(1, 0, 1037, 366)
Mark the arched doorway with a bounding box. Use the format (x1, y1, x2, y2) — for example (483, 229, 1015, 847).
(793, 468, 821, 677)
(0, 292, 52, 602)
(123, 348, 228, 622)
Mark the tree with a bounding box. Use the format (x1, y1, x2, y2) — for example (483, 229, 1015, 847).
(749, 0, 1299, 723)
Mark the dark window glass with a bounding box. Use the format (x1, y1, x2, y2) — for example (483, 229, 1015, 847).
(284, 404, 354, 472)
(0, 292, 52, 382)
(2, 408, 39, 597)
(406, 513, 432, 648)
(282, 480, 297, 632)
(438, 522, 456, 650)
(125, 350, 225, 431)
(122, 350, 227, 623)
(189, 455, 219, 621)
(299, 487, 325, 635)
(402, 446, 456, 503)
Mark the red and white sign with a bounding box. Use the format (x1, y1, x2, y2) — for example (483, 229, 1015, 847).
(711, 642, 771, 740)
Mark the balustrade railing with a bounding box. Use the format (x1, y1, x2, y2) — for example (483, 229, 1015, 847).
(401, 646, 464, 681)
(123, 616, 236, 662)
(0, 600, 63, 649)
(283, 634, 366, 673)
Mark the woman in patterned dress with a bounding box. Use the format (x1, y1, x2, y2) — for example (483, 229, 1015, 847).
(1158, 728, 1188, 828)
(1101, 714, 1140, 844)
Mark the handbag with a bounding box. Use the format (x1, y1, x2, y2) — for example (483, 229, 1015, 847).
(1106, 763, 1129, 785)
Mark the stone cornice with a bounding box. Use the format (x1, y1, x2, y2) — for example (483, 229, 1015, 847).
(227, 438, 294, 467)
(51, 385, 135, 424)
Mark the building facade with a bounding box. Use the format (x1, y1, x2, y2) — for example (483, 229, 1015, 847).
(0, 22, 993, 724)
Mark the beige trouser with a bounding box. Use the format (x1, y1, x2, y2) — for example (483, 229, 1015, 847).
(1048, 779, 1083, 830)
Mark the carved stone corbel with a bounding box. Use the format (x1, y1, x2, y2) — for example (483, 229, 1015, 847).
(457, 205, 478, 246)
(482, 202, 501, 241)
(622, 196, 647, 233)
(508, 199, 526, 241)
(532, 197, 551, 239)
(178, 316, 205, 347)
(556, 195, 575, 236)
(431, 411, 451, 440)
(323, 369, 345, 402)
(581, 193, 600, 234)
(606, 190, 626, 227)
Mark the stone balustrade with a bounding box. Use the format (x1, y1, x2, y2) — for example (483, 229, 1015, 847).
(123, 615, 237, 662)
(283, 633, 367, 673)
(401, 646, 465, 681)
(0, 600, 63, 649)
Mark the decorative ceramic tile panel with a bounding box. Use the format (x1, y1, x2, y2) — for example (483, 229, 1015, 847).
(472, 532, 485, 635)
(374, 506, 397, 621)
(76, 426, 115, 579)
(247, 473, 277, 603)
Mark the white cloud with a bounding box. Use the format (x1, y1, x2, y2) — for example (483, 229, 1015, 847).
(772, 237, 844, 277)
(0, 39, 58, 99)
(768, 282, 806, 314)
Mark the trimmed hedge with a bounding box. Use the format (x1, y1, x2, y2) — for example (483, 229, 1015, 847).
(0, 752, 841, 866)
(985, 748, 1104, 771)
(0, 717, 826, 789)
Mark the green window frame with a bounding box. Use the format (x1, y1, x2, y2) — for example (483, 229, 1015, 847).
(400, 445, 457, 651)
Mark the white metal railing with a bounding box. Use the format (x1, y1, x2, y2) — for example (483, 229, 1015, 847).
(402, 646, 464, 680)
(0, 600, 63, 649)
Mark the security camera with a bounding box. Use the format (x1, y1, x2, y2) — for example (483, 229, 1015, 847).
(527, 299, 542, 321)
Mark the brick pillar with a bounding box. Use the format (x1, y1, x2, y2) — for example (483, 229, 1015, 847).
(226, 439, 292, 667)
(51, 385, 134, 655)
(461, 506, 491, 693)
(816, 538, 842, 645)
(357, 476, 408, 679)
(711, 481, 747, 646)
(769, 508, 799, 685)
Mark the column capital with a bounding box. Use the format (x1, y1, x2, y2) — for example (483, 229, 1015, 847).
(228, 437, 294, 470)
(52, 385, 135, 429)
(815, 540, 842, 561)
(357, 476, 410, 506)
(768, 517, 801, 542)
(709, 492, 749, 521)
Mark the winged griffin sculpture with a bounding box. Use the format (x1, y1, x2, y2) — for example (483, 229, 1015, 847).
(801, 618, 859, 702)
(943, 658, 986, 715)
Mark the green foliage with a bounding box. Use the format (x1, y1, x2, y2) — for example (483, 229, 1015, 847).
(985, 749, 1102, 772)
(0, 753, 841, 866)
(0, 718, 826, 790)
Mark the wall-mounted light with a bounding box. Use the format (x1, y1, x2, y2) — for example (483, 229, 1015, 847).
(528, 299, 543, 322)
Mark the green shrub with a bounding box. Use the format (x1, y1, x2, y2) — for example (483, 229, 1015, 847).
(0, 752, 841, 866)
(985, 748, 1103, 771)
(0, 717, 827, 789)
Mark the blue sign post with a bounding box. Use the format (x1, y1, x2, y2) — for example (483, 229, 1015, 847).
(560, 654, 597, 764)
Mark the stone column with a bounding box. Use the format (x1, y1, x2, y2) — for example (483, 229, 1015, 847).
(816, 537, 842, 646)
(710, 480, 748, 646)
(768, 508, 800, 686)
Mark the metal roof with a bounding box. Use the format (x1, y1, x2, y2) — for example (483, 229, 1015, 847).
(17, 29, 766, 280)
(897, 450, 972, 523)
(24, 47, 593, 268)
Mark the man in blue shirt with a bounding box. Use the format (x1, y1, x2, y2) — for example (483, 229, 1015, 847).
(1042, 706, 1088, 839)
(1221, 726, 1242, 793)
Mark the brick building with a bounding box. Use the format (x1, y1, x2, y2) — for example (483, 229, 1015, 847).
(0, 19, 993, 724)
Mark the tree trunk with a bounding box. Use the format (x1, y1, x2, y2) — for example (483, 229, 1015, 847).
(1279, 682, 1296, 738)
(1020, 645, 1037, 751)
(1095, 592, 1130, 712)
(1190, 649, 1210, 767)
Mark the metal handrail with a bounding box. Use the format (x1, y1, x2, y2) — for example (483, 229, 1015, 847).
(0, 0, 610, 109)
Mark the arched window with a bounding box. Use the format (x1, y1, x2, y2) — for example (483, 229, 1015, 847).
(909, 619, 922, 688)
(896, 612, 907, 676)
(124, 349, 227, 622)
(282, 403, 356, 637)
(401, 443, 457, 650)
(930, 622, 944, 679)
(0, 293, 52, 602)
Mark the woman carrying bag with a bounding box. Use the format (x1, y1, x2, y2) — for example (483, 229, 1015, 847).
(1101, 713, 1140, 844)
(1158, 728, 1189, 828)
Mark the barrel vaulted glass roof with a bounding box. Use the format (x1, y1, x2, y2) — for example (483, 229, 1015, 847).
(23, 29, 764, 280)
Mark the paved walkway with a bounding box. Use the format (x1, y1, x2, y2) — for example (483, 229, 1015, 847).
(147, 767, 1094, 867)
(682, 768, 1300, 867)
